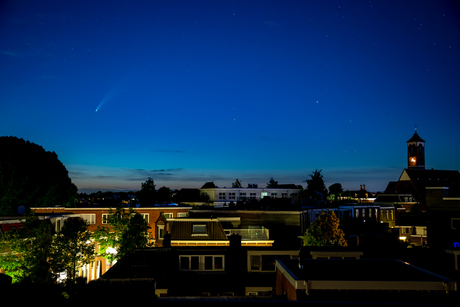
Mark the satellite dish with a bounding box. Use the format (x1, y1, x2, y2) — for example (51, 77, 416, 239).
(18, 206, 26, 215)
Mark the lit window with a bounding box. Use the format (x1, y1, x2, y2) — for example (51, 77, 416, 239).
(142, 213, 149, 223)
(163, 213, 173, 219)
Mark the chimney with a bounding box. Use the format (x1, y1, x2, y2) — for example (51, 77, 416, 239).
(363, 184, 366, 191)
(229, 233, 242, 249)
(360, 185, 362, 190)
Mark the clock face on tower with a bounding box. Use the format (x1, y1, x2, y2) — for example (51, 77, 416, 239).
(407, 129, 425, 169)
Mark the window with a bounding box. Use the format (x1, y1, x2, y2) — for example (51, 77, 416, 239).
(271, 193, 277, 199)
(177, 212, 187, 218)
(281, 193, 287, 198)
(102, 214, 108, 224)
(163, 213, 173, 219)
(229, 193, 236, 200)
(401, 227, 410, 234)
(179, 255, 224, 271)
(192, 224, 207, 234)
(157, 225, 165, 240)
(250, 193, 256, 199)
(219, 193, 226, 199)
(142, 213, 149, 223)
(81, 214, 95, 225)
(249, 254, 292, 272)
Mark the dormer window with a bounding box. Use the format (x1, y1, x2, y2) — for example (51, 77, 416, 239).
(192, 224, 206, 234)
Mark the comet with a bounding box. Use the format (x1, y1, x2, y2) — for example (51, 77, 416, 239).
(95, 90, 115, 112)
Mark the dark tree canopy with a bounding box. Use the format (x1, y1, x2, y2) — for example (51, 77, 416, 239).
(0, 136, 77, 215)
(232, 179, 242, 188)
(329, 183, 343, 195)
(304, 169, 327, 198)
(157, 186, 172, 203)
(266, 177, 278, 188)
(138, 177, 156, 205)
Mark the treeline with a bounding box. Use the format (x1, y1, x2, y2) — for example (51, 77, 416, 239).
(77, 178, 175, 207)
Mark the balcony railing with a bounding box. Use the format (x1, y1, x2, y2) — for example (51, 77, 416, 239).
(224, 229, 269, 240)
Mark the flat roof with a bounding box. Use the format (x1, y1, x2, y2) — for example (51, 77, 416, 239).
(278, 259, 452, 282)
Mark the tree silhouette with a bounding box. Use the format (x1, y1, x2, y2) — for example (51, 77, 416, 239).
(157, 186, 172, 203)
(0, 136, 77, 215)
(328, 183, 343, 201)
(266, 177, 278, 188)
(232, 179, 242, 188)
(138, 177, 156, 205)
(304, 169, 327, 198)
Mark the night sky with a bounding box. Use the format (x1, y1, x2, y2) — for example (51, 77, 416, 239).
(1, 1, 459, 193)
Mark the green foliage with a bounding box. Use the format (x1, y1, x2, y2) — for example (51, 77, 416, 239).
(93, 207, 152, 264)
(0, 253, 24, 283)
(266, 177, 278, 188)
(0, 136, 77, 215)
(51, 218, 95, 283)
(0, 211, 55, 283)
(304, 169, 327, 198)
(301, 210, 348, 247)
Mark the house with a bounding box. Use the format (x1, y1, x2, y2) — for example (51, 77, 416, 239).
(95, 241, 299, 298)
(189, 208, 309, 248)
(275, 258, 456, 302)
(156, 216, 274, 247)
(31, 205, 192, 282)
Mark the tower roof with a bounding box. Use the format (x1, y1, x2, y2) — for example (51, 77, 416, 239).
(407, 130, 425, 143)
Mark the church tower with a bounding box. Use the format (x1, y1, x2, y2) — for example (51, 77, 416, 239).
(407, 127, 425, 169)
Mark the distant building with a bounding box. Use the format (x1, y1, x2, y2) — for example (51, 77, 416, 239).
(339, 184, 376, 203)
(199, 182, 302, 208)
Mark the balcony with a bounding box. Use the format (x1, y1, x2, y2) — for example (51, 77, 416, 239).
(224, 228, 269, 240)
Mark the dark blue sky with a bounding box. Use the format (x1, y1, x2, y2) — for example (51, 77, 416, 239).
(1, 1, 459, 193)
